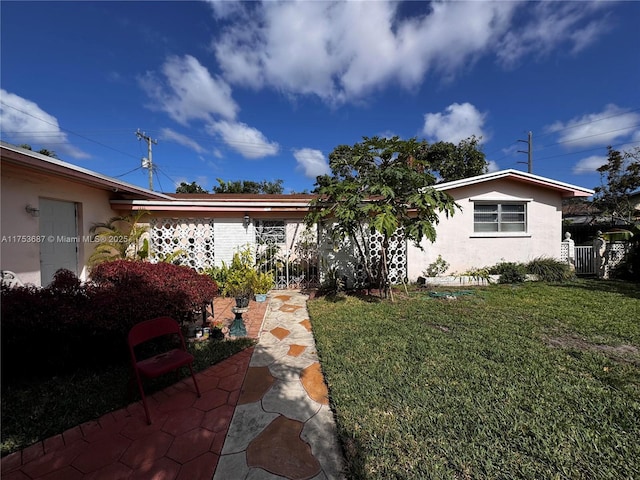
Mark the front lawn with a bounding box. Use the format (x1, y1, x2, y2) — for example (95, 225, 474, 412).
(308, 280, 640, 479)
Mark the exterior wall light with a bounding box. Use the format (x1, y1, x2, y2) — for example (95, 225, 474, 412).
(243, 213, 251, 228)
(25, 204, 40, 217)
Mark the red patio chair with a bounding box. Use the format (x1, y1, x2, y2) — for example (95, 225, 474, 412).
(128, 316, 201, 424)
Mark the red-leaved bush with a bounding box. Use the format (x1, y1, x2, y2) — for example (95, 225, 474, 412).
(90, 260, 218, 328)
(1, 263, 218, 383)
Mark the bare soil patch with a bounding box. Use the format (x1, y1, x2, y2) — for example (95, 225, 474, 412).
(544, 334, 640, 365)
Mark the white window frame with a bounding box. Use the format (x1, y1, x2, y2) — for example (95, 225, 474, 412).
(471, 199, 531, 237)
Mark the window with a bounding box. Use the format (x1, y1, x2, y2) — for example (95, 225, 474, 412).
(474, 203, 526, 233)
(255, 220, 286, 245)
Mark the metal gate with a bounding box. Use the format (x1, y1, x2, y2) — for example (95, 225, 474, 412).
(255, 220, 320, 289)
(574, 246, 594, 274)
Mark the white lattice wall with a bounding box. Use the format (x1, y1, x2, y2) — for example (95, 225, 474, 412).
(320, 224, 407, 287)
(151, 218, 215, 272)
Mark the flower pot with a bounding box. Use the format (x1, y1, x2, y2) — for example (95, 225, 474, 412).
(211, 328, 224, 340)
(235, 296, 250, 308)
(255, 293, 267, 302)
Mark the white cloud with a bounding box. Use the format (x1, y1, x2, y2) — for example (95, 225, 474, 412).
(139, 55, 238, 125)
(487, 160, 500, 173)
(207, 120, 279, 159)
(422, 103, 488, 144)
(573, 155, 607, 174)
(496, 1, 609, 67)
(0, 89, 90, 159)
(293, 148, 330, 178)
(212, 1, 516, 103)
(209, 1, 610, 105)
(160, 128, 205, 153)
(545, 104, 640, 148)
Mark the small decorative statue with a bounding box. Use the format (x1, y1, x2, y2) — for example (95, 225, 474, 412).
(593, 231, 607, 278)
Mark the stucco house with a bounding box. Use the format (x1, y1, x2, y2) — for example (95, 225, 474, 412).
(1, 142, 172, 286)
(1, 142, 594, 288)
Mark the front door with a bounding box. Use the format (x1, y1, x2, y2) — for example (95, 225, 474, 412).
(39, 198, 78, 285)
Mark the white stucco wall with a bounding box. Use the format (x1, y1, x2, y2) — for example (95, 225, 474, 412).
(213, 218, 255, 267)
(406, 179, 564, 280)
(1, 164, 120, 286)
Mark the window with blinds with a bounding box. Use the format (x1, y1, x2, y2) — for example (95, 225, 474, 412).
(473, 203, 526, 232)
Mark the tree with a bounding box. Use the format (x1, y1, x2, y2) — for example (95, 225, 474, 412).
(593, 146, 640, 225)
(88, 210, 150, 268)
(19, 144, 58, 159)
(426, 135, 488, 182)
(212, 178, 284, 194)
(306, 136, 460, 298)
(175, 181, 207, 193)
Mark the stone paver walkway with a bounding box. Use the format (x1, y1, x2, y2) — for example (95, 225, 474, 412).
(214, 291, 345, 480)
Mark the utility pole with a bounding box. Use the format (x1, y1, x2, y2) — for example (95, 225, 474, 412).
(136, 129, 158, 190)
(517, 131, 533, 173)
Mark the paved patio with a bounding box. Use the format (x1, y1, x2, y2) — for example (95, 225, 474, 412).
(1, 292, 345, 480)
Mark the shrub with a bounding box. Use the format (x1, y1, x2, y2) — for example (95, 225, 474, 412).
(91, 260, 218, 307)
(424, 255, 449, 277)
(1, 270, 97, 383)
(1, 263, 218, 383)
(610, 242, 640, 281)
(525, 257, 574, 282)
(490, 261, 527, 284)
(455, 267, 492, 284)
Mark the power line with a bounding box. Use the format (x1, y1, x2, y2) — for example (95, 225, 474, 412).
(0, 101, 141, 160)
(535, 140, 640, 162)
(113, 166, 145, 179)
(533, 106, 640, 141)
(536, 123, 640, 150)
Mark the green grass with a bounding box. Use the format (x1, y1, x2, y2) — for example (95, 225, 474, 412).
(1, 337, 255, 457)
(308, 280, 640, 479)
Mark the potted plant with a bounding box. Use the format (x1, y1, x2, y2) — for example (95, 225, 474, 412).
(222, 248, 255, 307)
(249, 270, 274, 302)
(224, 269, 253, 307)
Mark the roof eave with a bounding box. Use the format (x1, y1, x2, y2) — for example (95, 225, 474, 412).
(1, 142, 173, 200)
(434, 169, 594, 198)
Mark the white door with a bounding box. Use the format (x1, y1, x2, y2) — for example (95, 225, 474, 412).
(39, 199, 78, 285)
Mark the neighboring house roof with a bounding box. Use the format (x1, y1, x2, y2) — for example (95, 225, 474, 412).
(1, 142, 173, 201)
(113, 169, 594, 215)
(562, 201, 600, 217)
(111, 193, 317, 213)
(434, 169, 594, 198)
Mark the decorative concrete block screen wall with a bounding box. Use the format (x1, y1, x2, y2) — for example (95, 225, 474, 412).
(151, 218, 215, 272)
(318, 224, 407, 289)
(149, 216, 408, 288)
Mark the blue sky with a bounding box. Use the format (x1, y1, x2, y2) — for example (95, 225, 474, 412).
(1, 1, 639, 194)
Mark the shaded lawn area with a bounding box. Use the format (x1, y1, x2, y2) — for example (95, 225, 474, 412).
(308, 279, 640, 480)
(1, 337, 255, 457)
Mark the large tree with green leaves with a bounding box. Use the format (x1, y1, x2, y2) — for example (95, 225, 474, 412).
(175, 181, 207, 193)
(593, 146, 640, 225)
(425, 135, 487, 181)
(306, 136, 480, 298)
